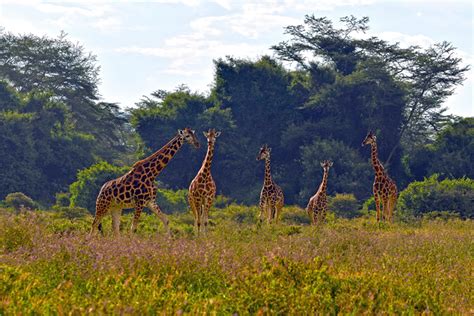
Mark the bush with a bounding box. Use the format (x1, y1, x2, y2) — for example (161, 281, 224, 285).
(156, 189, 188, 213)
(56, 206, 90, 220)
(329, 193, 359, 218)
(69, 161, 130, 213)
(4, 192, 36, 211)
(55, 192, 70, 208)
(398, 175, 474, 219)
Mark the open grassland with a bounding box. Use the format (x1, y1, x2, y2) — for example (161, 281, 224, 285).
(1, 206, 473, 314)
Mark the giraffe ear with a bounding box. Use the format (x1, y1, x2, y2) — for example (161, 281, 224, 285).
(178, 129, 184, 136)
(202, 131, 208, 138)
(329, 161, 334, 167)
(320, 162, 324, 167)
(215, 131, 221, 137)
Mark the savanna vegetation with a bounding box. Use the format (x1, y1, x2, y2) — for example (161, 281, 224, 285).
(1, 206, 473, 314)
(0, 15, 473, 314)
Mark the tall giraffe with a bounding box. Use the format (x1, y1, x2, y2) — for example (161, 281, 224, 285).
(91, 128, 200, 235)
(362, 131, 397, 222)
(188, 128, 221, 234)
(306, 160, 333, 225)
(256, 145, 284, 224)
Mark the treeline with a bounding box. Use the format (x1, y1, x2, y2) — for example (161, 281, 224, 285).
(0, 16, 471, 208)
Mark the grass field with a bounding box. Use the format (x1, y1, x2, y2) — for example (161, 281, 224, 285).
(1, 206, 473, 314)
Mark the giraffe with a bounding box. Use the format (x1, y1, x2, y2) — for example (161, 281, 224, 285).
(188, 128, 221, 234)
(90, 128, 200, 235)
(306, 160, 333, 225)
(256, 145, 284, 224)
(362, 130, 398, 222)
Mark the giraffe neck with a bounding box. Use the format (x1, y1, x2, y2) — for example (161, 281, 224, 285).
(370, 142, 385, 176)
(264, 157, 273, 186)
(317, 168, 329, 194)
(133, 134, 184, 178)
(199, 140, 215, 176)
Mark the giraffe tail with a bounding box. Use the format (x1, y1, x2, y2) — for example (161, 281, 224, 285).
(98, 223, 103, 233)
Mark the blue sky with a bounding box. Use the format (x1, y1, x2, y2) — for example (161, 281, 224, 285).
(1, 0, 472, 116)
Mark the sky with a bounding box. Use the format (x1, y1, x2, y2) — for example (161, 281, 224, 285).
(0, 0, 472, 116)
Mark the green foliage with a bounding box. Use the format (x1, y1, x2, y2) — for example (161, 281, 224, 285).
(4, 192, 36, 211)
(407, 117, 474, 180)
(69, 162, 130, 213)
(300, 139, 372, 201)
(398, 175, 474, 218)
(54, 193, 70, 208)
(156, 189, 188, 213)
(56, 206, 90, 220)
(329, 194, 360, 218)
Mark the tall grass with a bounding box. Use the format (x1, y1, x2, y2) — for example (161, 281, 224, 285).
(0, 206, 473, 314)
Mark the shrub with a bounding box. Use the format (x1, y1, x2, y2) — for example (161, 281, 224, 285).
(56, 206, 90, 220)
(55, 192, 70, 207)
(156, 188, 188, 213)
(4, 192, 36, 211)
(398, 175, 474, 218)
(422, 211, 461, 221)
(69, 161, 130, 213)
(329, 193, 359, 218)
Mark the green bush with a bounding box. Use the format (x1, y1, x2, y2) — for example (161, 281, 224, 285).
(398, 175, 474, 219)
(4, 192, 36, 211)
(156, 188, 188, 213)
(69, 161, 130, 213)
(56, 206, 90, 220)
(329, 193, 359, 218)
(55, 192, 70, 208)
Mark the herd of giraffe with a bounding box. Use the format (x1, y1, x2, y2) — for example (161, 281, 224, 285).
(91, 128, 397, 235)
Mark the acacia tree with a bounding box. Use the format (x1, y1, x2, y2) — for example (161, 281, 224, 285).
(272, 15, 469, 166)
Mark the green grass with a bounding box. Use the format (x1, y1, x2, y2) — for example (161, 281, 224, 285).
(0, 206, 473, 314)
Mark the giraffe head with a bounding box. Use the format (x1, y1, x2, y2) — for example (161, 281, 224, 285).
(320, 160, 333, 171)
(203, 128, 221, 144)
(362, 130, 377, 146)
(256, 144, 271, 161)
(178, 128, 200, 148)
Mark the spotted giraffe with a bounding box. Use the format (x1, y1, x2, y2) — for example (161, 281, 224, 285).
(256, 144, 284, 224)
(90, 128, 200, 235)
(306, 160, 333, 225)
(188, 128, 221, 234)
(362, 130, 398, 222)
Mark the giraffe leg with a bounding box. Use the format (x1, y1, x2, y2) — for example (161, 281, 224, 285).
(131, 204, 144, 233)
(203, 197, 213, 233)
(189, 197, 200, 234)
(388, 194, 397, 222)
(90, 213, 105, 236)
(258, 201, 265, 224)
(111, 209, 121, 236)
(148, 202, 170, 235)
(374, 193, 381, 222)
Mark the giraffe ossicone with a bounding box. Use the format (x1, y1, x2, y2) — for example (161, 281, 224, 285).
(90, 128, 200, 236)
(188, 128, 221, 234)
(257, 144, 284, 224)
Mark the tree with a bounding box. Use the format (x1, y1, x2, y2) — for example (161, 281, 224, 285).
(407, 117, 474, 180)
(0, 30, 131, 161)
(272, 15, 469, 167)
(0, 81, 96, 203)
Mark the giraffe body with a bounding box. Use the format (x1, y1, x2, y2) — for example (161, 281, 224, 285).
(362, 131, 398, 222)
(188, 129, 221, 234)
(257, 145, 284, 224)
(91, 128, 200, 235)
(306, 160, 333, 225)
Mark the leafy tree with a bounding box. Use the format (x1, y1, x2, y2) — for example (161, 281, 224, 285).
(407, 117, 474, 180)
(0, 81, 96, 202)
(0, 30, 131, 161)
(5, 192, 36, 211)
(272, 15, 469, 167)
